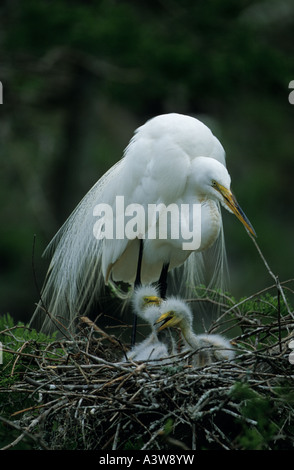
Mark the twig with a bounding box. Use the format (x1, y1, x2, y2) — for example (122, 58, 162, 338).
(112, 421, 121, 450)
(0, 416, 50, 450)
(1, 280, 293, 450)
(248, 232, 294, 320)
(80, 316, 119, 345)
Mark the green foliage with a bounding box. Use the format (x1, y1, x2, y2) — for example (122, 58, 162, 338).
(230, 382, 294, 450)
(0, 301, 293, 450)
(237, 292, 289, 319)
(163, 418, 174, 436)
(0, 313, 55, 397)
(0, 313, 56, 378)
(195, 285, 290, 316)
(0, 314, 57, 449)
(230, 383, 277, 449)
(124, 437, 145, 451)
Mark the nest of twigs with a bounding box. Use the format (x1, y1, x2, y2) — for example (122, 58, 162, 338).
(1, 280, 294, 451)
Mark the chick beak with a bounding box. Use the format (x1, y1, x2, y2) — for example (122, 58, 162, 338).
(155, 311, 179, 330)
(216, 184, 256, 237)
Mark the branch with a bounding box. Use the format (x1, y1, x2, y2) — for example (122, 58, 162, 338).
(248, 232, 294, 320)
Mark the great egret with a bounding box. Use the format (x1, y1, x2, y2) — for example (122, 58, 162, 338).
(122, 285, 175, 363)
(157, 297, 235, 366)
(32, 113, 255, 334)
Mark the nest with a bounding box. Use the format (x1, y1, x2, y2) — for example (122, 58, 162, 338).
(1, 281, 294, 451)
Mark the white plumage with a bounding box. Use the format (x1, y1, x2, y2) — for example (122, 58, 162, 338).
(123, 305, 172, 363)
(122, 285, 175, 363)
(32, 113, 255, 333)
(130, 284, 162, 316)
(157, 297, 235, 366)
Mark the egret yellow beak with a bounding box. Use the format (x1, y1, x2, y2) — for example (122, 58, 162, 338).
(155, 311, 179, 331)
(216, 183, 256, 237)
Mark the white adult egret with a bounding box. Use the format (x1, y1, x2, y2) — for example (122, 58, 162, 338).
(157, 297, 235, 366)
(122, 285, 175, 363)
(32, 113, 255, 333)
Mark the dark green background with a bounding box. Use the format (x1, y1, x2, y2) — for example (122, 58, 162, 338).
(1, 0, 293, 324)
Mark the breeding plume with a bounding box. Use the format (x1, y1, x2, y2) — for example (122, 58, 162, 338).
(32, 113, 255, 333)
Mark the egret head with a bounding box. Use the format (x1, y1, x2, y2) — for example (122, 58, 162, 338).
(132, 284, 162, 317)
(156, 298, 193, 333)
(191, 157, 256, 237)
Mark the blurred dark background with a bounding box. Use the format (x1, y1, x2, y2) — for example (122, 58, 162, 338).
(0, 0, 293, 325)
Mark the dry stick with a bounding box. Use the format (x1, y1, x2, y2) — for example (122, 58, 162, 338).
(277, 287, 282, 353)
(112, 421, 121, 450)
(80, 316, 119, 346)
(11, 341, 32, 377)
(0, 324, 32, 335)
(1, 346, 50, 362)
(248, 232, 294, 320)
(0, 397, 68, 450)
(140, 423, 166, 450)
(220, 282, 291, 326)
(10, 398, 61, 418)
(218, 233, 294, 347)
(0, 416, 50, 450)
(80, 350, 144, 374)
(10, 234, 294, 451)
(248, 232, 294, 352)
(164, 436, 190, 450)
(191, 422, 197, 450)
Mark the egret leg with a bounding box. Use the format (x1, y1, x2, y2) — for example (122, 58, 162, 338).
(134, 238, 143, 288)
(158, 263, 169, 299)
(131, 238, 144, 346)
